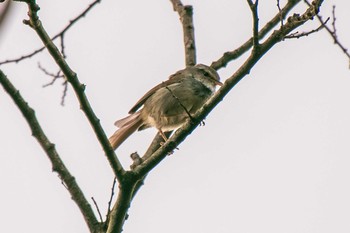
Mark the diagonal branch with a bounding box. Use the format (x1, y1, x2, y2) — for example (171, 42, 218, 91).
(0, 0, 101, 65)
(0, 70, 102, 233)
(211, 0, 301, 70)
(303, 0, 350, 65)
(133, 0, 324, 178)
(284, 17, 329, 39)
(16, 0, 125, 183)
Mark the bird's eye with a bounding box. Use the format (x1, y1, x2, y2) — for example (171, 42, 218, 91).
(203, 71, 210, 77)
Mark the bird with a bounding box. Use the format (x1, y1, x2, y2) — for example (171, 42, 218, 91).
(109, 64, 222, 150)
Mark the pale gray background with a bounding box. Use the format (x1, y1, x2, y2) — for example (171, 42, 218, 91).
(1, 0, 350, 232)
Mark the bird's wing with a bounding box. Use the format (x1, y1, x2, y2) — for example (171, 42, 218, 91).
(128, 70, 186, 114)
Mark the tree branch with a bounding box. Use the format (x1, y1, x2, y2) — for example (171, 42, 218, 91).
(211, 0, 301, 70)
(170, 0, 196, 66)
(304, 0, 350, 66)
(105, 1, 200, 230)
(133, 0, 325, 178)
(0, 0, 101, 65)
(4, 1, 327, 232)
(247, 0, 260, 49)
(17, 0, 125, 183)
(0, 70, 102, 233)
(284, 17, 329, 39)
(106, 174, 137, 233)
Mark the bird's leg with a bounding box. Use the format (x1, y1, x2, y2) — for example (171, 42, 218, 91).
(158, 129, 168, 142)
(158, 130, 178, 155)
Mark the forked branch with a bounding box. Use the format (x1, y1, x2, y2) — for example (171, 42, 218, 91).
(0, 70, 102, 233)
(14, 0, 125, 183)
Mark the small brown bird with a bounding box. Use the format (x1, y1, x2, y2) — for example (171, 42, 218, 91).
(109, 64, 222, 150)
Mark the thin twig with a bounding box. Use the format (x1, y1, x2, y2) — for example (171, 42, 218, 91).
(303, 0, 350, 65)
(60, 34, 67, 59)
(276, 0, 284, 28)
(38, 62, 64, 80)
(284, 17, 329, 39)
(91, 197, 103, 222)
(0, 0, 101, 65)
(211, 0, 302, 70)
(0, 46, 45, 65)
(38, 62, 69, 105)
(106, 177, 117, 220)
(61, 80, 68, 106)
(107, 178, 136, 233)
(331, 5, 336, 34)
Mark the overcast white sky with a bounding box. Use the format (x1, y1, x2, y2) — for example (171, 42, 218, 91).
(1, 0, 350, 232)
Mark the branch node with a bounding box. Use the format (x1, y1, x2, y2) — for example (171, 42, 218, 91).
(130, 152, 143, 169)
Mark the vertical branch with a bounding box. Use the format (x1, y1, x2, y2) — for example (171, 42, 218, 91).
(139, 0, 197, 180)
(106, 183, 135, 233)
(0, 70, 102, 233)
(247, 0, 260, 50)
(276, 0, 284, 28)
(170, 0, 196, 66)
(137, 0, 198, 184)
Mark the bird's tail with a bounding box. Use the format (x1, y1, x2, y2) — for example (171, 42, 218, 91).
(109, 112, 142, 150)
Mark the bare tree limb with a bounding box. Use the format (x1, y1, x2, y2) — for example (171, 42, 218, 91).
(170, 0, 196, 66)
(106, 177, 117, 221)
(0, 0, 101, 65)
(132, 0, 325, 178)
(304, 0, 350, 66)
(211, 0, 301, 70)
(3, 0, 329, 232)
(91, 197, 104, 223)
(106, 174, 137, 233)
(37, 62, 69, 105)
(105, 1, 200, 230)
(16, 0, 125, 183)
(284, 17, 329, 39)
(139, 0, 197, 176)
(247, 0, 260, 50)
(0, 69, 102, 233)
(131, 0, 196, 198)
